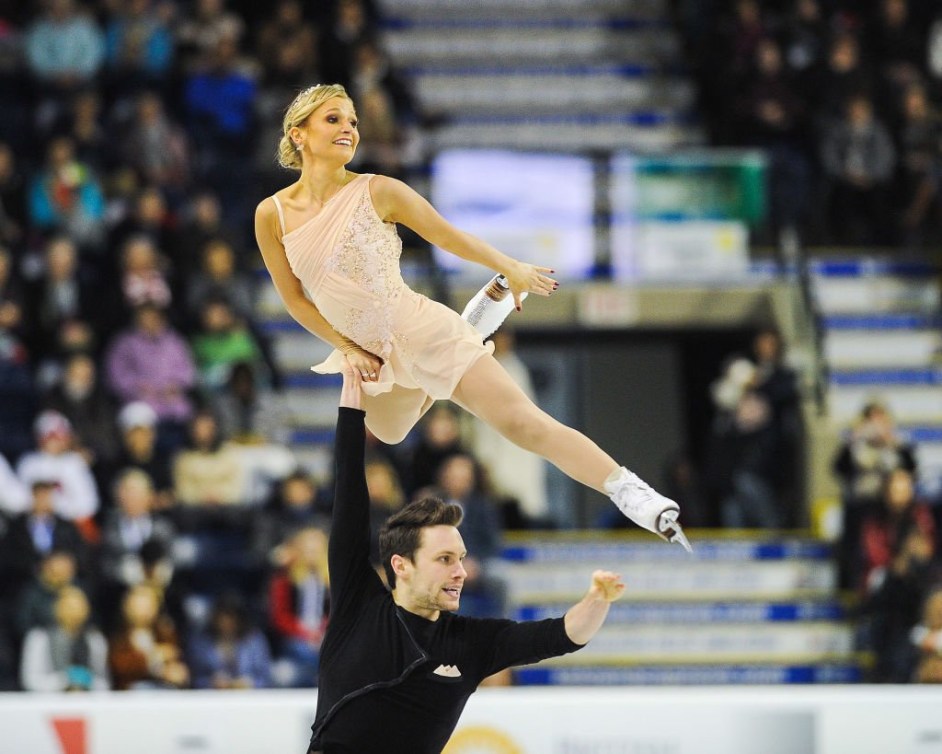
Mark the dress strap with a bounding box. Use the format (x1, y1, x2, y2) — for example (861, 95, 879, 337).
(270, 195, 286, 238)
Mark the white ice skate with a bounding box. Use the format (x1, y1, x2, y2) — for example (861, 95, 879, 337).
(604, 467, 693, 552)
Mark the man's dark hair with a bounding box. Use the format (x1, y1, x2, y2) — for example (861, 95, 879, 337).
(378, 497, 463, 588)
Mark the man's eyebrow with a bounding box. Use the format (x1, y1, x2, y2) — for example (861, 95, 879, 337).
(434, 550, 467, 558)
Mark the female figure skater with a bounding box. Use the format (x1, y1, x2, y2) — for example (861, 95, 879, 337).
(254, 84, 690, 550)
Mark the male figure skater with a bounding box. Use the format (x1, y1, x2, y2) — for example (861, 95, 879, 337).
(307, 362, 625, 753)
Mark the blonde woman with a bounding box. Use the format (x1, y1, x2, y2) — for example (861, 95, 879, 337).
(254, 84, 689, 549)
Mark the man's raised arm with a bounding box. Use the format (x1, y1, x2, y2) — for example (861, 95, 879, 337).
(328, 363, 380, 608)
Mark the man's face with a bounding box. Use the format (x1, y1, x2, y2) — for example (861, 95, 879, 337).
(397, 525, 467, 616)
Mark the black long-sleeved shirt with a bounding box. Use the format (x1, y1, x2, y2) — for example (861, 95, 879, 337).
(309, 408, 581, 754)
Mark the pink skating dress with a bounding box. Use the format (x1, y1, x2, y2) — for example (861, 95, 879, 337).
(271, 173, 492, 444)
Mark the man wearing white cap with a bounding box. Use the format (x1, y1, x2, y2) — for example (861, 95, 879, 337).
(16, 411, 99, 522)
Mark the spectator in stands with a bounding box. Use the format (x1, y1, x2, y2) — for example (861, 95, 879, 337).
(14, 549, 81, 640)
(174, 190, 237, 283)
(174, 0, 244, 74)
(781, 0, 828, 91)
(182, 33, 257, 223)
(184, 237, 255, 326)
(0, 142, 27, 246)
(16, 410, 100, 524)
(859, 468, 935, 594)
(409, 404, 465, 496)
(118, 234, 172, 318)
(99, 469, 176, 595)
(705, 357, 783, 529)
(213, 360, 289, 445)
(0, 451, 28, 514)
(319, 0, 372, 89)
(104, 302, 197, 452)
(268, 526, 329, 687)
(191, 296, 264, 394)
(109, 186, 176, 264)
(912, 589, 942, 683)
(735, 38, 813, 238)
(894, 83, 942, 247)
(187, 593, 272, 689)
(108, 583, 189, 690)
(50, 89, 108, 173)
(820, 93, 897, 245)
(103, 0, 174, 100)
(20, 585, 109, 691)
(432, 453, 507, 618)
(811, 33, 873, 131)
(42, 351, 120, 477)
(172, 407, 247, 506)
(109, 401, 175, 510)
(0, 244, 25, 347)
(28, 135, 106, 250)
(867, 0, 925, 81)
(751, 327, 803, 525)
(860, 512, 936, 681)
(252, 471, 328, 567)
(365, 456, 406, 567)
(25, 235, 98, 360)
(834, 401, 917, 588)
(469, 329, 549, 526)
(24, 0, 105, 107)
(118, 91, 189, 197)
(4, 484, 87, 597)
(0, 294, 35, 464)
(255, 0, 319, 83)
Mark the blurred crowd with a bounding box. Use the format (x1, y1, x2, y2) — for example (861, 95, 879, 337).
(680, 0, 942, 249)
(0, 0, 459, 694)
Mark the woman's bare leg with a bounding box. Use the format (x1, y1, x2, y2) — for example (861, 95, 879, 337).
(451, 354, 617, 493)
(452, 353, 690, 549)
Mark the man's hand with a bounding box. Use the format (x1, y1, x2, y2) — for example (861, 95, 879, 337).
(589, 570, 625, 603)
(339, 360, 363, 410)
(564, 570, 625, 644)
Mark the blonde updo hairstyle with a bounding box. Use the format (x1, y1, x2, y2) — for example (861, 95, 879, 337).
(277, 84, 353, 171)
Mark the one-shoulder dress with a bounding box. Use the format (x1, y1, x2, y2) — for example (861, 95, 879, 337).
(271, 173, 492, 444)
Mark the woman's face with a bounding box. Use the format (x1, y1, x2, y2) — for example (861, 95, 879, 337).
(294, 97, 360, 165)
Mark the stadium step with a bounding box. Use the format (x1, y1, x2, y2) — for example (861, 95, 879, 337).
(811, 255, 942, 493)
(377, 0, 699, 151)
(379, 0, 670, 23)
(497, 533, 858, 684)
(411, 72, 695, 117)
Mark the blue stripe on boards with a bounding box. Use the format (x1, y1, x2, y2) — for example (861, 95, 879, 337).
(810, 259, 938, 278)
(830, 368, 942, 386)
(500, 539, 832, 563)
(514, 664, 862, 685)
(511, 601, 845, 623)
(823, 313, 940, 330)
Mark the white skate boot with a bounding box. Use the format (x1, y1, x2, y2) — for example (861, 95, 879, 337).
(604, 467, 692, 552)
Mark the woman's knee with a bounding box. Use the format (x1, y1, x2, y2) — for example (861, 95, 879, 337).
(494, 406, 551, 449)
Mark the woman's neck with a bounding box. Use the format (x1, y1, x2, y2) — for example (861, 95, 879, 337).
(295, 164, 349, 205)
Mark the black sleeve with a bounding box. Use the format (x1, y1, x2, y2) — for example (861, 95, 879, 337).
(328, 408, 385, 616)
(477, 617, 582, 678)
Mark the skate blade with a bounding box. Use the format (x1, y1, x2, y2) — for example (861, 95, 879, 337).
(657, 513, 693, 553)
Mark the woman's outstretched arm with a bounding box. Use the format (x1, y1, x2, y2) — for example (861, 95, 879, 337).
(369, 175, 558, 310)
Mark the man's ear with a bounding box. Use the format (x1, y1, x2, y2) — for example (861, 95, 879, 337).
(390, 554, 410, 582)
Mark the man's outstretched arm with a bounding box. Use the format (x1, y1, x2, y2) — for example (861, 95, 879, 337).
(564, 570, 624, 645)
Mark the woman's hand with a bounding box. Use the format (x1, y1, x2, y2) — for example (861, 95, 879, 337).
(503, 261, 558, 310)
(343, 346, 383, 383)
